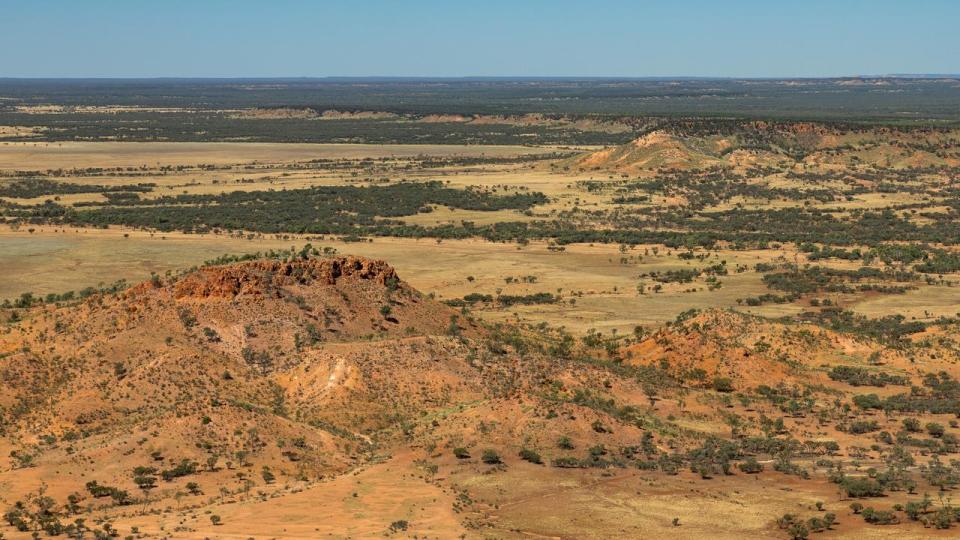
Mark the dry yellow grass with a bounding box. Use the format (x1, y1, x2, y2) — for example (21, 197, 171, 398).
(0, 228, 830, 333)
(2, 140, 958, 335)
(0, 140, 556, 170)
(5, 125, 960, 540)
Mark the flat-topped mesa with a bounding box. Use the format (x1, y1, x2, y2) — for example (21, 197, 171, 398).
(171, 256, 400, 299)
(112, 253, 462, 342)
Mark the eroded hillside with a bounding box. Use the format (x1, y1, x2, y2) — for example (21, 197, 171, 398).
(2, 253, 960, 538)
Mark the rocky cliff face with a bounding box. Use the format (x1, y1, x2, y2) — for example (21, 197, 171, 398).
(171, 256, 400, 299)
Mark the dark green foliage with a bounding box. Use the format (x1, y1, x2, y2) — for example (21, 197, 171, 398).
(551, 456, 586, 468)
(261, 466, 276, 484)
(177, 308, 198, 328)
(854, 372, 960, 415)
(915, 250, 960, 274)
(448, 292, 558, 307)
(738, 456, 763, 474)
(202, 327, 221, 342)
(481, 449, 502, 465)
(444, 293, 493, 307)
(3, 488, 69, 535)
(0, 178, 154, 198)
(4, 78, 960, 129)
(852, 394, 883, 410)
(848, 420, 880, 434)
(84, 481, 130, 504)
(841, 477, 885, 498)
(712, 377, 734, 393)
(829, 366, 909, 387)
(134, 475, 157, 490)
(161, 460, 198, 481)
(49, 181, 547, 235)
(762, 266, 917, 296)
(808, 310, 927, 346)
(496, 292, 559, 307)
(927, 422, 946, 438)
(687, 438, 739, 478)
(519, 448, 543, 464)
(861, 507, 899, 525)
(776, 513, 830, 540)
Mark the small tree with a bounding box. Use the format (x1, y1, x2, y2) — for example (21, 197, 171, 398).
(903, 418, 921, 432)
(713, 377, 734, 393)
(481, 449, 502, 465)
(134, 473, 157, 510)
(591, 420, 611, 433)
(261, 467, 276, 484)
(788, 522, 809, 540)
(926, 423, 946, 438)
(519, 448, 543, 464)
(738, 457, 763, 474)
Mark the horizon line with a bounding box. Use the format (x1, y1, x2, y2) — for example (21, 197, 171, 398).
(1, 74, 959, 82)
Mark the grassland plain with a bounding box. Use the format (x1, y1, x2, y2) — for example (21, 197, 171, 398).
(3, 130, 960, 333)
(0, 228, 803, 332)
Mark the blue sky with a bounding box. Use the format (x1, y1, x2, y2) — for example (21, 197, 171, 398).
(2, 0, 957, 78)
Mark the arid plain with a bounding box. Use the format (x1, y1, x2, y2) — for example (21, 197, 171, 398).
(4, 91, 960, 540)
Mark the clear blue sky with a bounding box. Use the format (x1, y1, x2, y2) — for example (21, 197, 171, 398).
(2, 0, 957, 78)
